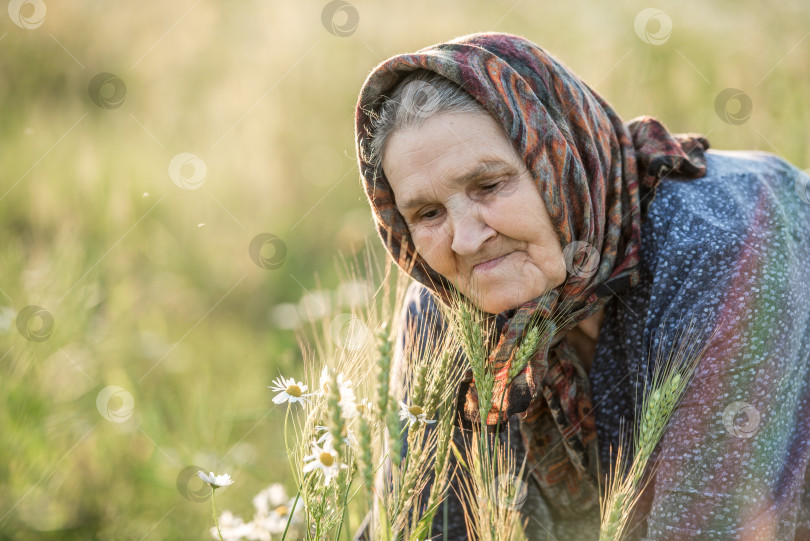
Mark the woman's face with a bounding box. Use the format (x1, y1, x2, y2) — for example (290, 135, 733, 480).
(382, 109, 568, 315)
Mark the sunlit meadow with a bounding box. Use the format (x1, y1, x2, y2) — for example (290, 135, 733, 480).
(1, 1, 808, 539)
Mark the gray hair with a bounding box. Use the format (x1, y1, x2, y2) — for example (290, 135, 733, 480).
(365, 70, 488, 181)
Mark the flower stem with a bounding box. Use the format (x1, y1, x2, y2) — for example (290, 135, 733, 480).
(283, 404, 293, 467)
(281, 488, 301, 541)
(211, 488, 224, 541)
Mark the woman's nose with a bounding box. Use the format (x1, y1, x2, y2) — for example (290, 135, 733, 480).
(448, 205, 495, 256)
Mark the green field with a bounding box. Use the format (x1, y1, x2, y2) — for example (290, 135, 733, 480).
(1, 1, 808, 539)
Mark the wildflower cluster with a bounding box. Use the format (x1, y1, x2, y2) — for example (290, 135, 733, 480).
(209, 483, 306, 541)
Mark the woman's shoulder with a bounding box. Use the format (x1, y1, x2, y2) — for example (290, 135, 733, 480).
(401, 280, 443, 324)
(701, 148, 800, 177)
(644, 148, 807, 246)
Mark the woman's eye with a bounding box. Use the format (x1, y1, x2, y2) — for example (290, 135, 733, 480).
(480, 181, 500, 192)
(419, 209, 439, 220)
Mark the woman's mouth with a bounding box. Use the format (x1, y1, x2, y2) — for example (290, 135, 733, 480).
(473, 252, 512, 273)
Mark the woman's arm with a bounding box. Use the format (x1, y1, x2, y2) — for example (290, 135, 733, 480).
(634, 157, 810, 539)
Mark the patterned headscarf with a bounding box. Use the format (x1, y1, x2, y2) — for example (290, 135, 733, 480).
(354, 31, 710, 516)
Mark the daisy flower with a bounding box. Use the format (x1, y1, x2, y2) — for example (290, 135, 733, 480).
(253, 496, 304, 536)
(314, 424, 357, 448)
(398, 401, 436, 428)
(302, 439, 347, 486)
(209, 510, 252, 540)
(251, 483, 287, 517)
(268, 376, 315, 405)
(318, 366, 353, 396)
(318, 366, 358, 419)
(198, 471, 235, 488)
(338, 385, 358, 419)
(355, 397, 374, 416)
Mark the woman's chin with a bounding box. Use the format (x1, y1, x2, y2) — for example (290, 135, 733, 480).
(468, 291, 527, 315)
(463, 279, 551, 315)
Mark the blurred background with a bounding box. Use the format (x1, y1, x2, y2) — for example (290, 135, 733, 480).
(1, 0, 808, 538)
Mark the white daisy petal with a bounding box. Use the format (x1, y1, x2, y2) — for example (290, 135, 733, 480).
(198, 470, 234, 488)
(213, 473, 234, 487)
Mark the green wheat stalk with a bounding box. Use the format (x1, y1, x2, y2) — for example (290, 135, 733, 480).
(599, 315, 720, 541)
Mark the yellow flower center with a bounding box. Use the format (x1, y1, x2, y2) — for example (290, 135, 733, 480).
(319, 452, 334, 467)
(275, 505, 288, 516)
(286, 384, 302, 397)
(408, 405, 424, 417)
(357, 403, 366, 414)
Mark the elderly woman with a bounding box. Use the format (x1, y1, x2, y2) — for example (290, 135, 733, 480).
(353, 32, 810, 540)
